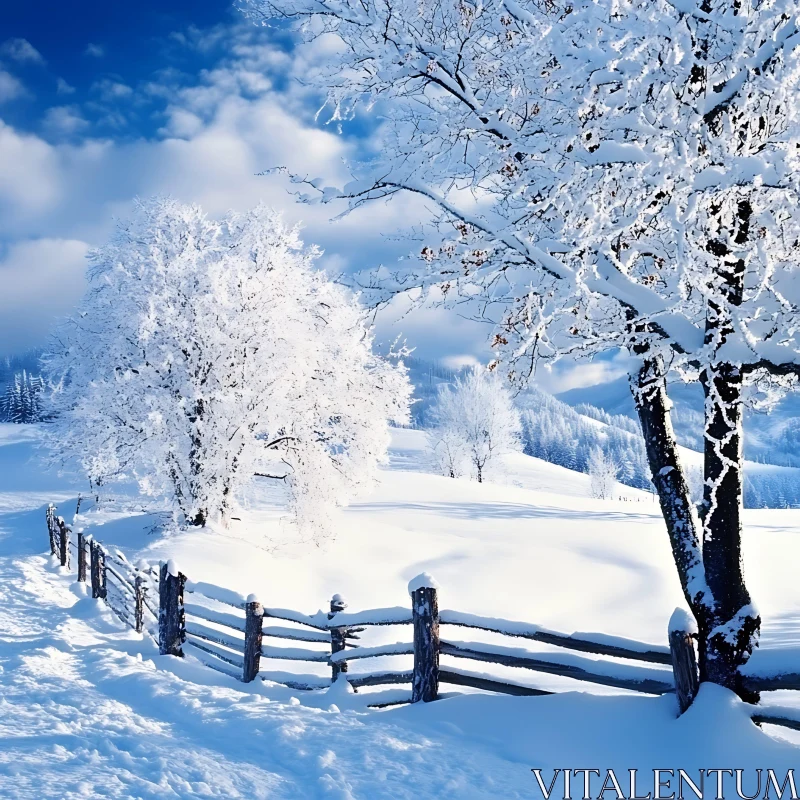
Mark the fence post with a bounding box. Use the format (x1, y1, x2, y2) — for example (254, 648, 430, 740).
(243, 594, 264, 683)
(669, 608, 699, 715)
(159, 561, 185, 657)
(409, 574, 440, 703)
(57, 517, 70, 569)
(46, 504, 57, 556)
(134, 574, 145, 634)
(90, 540, 107, 600)
(77, 531, 88, 582)
(329, 594, 349, 682)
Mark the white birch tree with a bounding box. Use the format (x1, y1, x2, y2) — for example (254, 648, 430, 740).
(45, 199, 411, 535)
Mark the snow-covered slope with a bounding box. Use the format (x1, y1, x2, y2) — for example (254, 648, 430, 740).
(2, 427, 800, 797)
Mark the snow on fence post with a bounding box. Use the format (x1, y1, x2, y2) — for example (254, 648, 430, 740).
(243, 594, 264, 682)
(329, 594, 349, 682)
(134, 574, 145, 634)
(409, 573, 440, 703)
(57, 517, 70, 568)
(90, 539, 107, 600)
(46, 504, 57, 556)
(669, 608, 699, 715)
(77, 531, 88, 582)
(159, 561, 185, 657)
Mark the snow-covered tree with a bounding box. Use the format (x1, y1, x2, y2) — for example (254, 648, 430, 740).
(588, 447, 618, 501)
(0, 371, 43, 424)
(45, 199, 411, 535)
(243, 0, 800, 696)
(427, 368, 521, 482)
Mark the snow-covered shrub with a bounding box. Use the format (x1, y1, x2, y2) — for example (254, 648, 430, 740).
(588, 447, 618, 500)
(427, 368, 521, 482)
(45, 199, 411, 534)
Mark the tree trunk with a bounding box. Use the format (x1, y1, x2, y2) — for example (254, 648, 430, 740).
(631, 359, 707, 615)
(699, 361, 759, 697)
(632, 356, 758, 700)
(695, 197, 760, 699)
(188, 398, 205, 525)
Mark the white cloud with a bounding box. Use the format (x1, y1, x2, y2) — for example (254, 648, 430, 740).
(56, 77, 76, 95)
(42, 105, 90, 136)
(92, 79, 133, 101)
(157, 107, 202, 138)
(84, 43, 104, 58)
(0, 121, 61, 221)
(0, 38, 45, 65)
(533, 352, 633, 396)
(373, 294, 489, 363)
(0, 238, 89, 354)
(0, 70, 24, 103)
(0, 25, 442, 356)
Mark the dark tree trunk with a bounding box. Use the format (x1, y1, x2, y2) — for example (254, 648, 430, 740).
(632, 355, 759, 701)
(631, 359, 706, 615)
(698, 369, 759, 698)
(188, 398, 205, 524)
(695, 197, 760, 699)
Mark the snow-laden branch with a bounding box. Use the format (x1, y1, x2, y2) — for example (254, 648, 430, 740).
(244, 0, 800, 390)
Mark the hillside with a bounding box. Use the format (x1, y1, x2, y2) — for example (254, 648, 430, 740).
(559, 375, 800, 469)
(3, 427, 800, 796)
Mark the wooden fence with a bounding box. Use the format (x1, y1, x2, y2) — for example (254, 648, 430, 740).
(45, 503, 800, 725)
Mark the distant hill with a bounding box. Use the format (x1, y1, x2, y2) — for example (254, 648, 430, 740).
(404, 357, 800, 507)
(558, 375, 800, 469)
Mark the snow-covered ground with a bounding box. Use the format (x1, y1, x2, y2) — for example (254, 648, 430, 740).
(2, 425, 800, 798)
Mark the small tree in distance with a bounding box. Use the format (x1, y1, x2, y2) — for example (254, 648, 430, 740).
(428, 368, 521, 483)
(45, 199, 411, 536)
(588, 447, 618, 501)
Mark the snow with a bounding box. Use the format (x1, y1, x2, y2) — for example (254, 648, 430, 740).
(185, 579, 248, 609)
(669, 607, 699, 636)
(4, 427, 800, 795)
(408, 572, 440, 593)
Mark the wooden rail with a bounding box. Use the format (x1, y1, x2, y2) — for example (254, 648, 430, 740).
(440, 668, 552, 697)
(440, 610, 672, 665)
(440, 640, 674, 695)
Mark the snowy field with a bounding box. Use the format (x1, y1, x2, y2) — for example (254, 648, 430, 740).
(3, 424, 800, 797)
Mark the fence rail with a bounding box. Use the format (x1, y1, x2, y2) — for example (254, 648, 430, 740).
(44, 503, 800, 725)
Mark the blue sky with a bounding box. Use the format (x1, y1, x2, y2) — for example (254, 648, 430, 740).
(0, 1, 624, 394)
